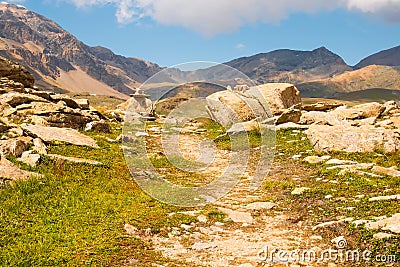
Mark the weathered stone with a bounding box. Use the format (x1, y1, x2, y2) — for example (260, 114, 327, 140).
(49, 94, 81, 109)
(390, 116, 400, 129)
(18, 151, 41, 167)
(325, 159, 358, 165)
(306, 125, 400, 153)
(247, 83, 301, 115)
(0, 137, 32, 157)
(275, 122, 309, 130)
(218, 207, 253, 223)
(206, 83, 301, 127)
(32, 138, 47, 155)
(117, 94, 153, 117)
(85, 120, 111, 133)
(365, 213, 400, 234)
(275, 105, 301, 124)
(22, 125, 99, 148)
(0, 156, 40, 182)
(75, 99, 90, 110)
(373, 232, 395, 240)
(0, 92, 48, 107)
(291, 187, 311, 195)
(369, 195, 400, 202)
(303, 102, 344, 112)
(227, 119, 260, 135)
(382, 101, 399, 116)
(352, 102, 385, 118)
(0, 101, 17, 117)
(47, 154, 103, 166)
(245, 202, 276, 211)
(206, 90, 257, 127)
(371, 166, 400, 177)
(304, 155, 331, 164)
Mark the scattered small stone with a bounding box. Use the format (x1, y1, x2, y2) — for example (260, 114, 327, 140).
(325, 195, 333, 199)
(197, 214, 208, 223)
(237, 263, 253, 267)
(369, 194, 400, 202)
(124, 223, 138, 236)
(245, 201, 276, 211)
(17, 151, 41, 167)
(366, 213, 400, 234)
(303, 155, 331, 164)
(135, 132, 149, 137)
(325, 159, 358, 165)
(291, 187, 311, 195)
(292, 154, 301, 160)
(371, 166, 400, 177)
(218, 207, 253, 224)
(214, 222, 224, 227)
(373, 232, 394, 240)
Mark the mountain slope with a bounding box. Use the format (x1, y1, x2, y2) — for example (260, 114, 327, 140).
(355, 45, 400, 69)
(297, 65, 400, 98)
(224, 47, 352, 84)
(0, 2, 162, 98)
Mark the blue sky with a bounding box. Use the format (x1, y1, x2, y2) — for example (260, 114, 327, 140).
(6, 0, 400, 67)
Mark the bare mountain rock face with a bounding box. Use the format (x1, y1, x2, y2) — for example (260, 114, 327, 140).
(225, 47, 352, 85)
(0, 2, 162, 97)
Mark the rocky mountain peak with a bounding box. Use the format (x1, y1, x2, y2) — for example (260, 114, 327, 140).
(0, 2, 162, 97)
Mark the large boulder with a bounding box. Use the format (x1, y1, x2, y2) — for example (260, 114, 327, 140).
(0, 56, 35, 88)
(306, 125, 400, 153)
(22, 125, 99, 148)
(206, 83, 301, 127)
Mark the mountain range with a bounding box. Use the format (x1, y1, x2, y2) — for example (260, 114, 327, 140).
(0, 2, 400, 100)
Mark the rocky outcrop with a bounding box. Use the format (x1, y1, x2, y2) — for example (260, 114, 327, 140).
(302, 100, 400, 153)
(0, 57, 106, 182)
(306, 125, 400, 153)
(206, 83, 301, 128)
(22, 125, 99, 148)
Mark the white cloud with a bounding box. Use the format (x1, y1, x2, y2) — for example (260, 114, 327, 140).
(63, 0, 400, 35)
(236, 43, 245, 49)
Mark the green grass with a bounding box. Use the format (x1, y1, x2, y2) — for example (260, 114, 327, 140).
(0, 127, 197, 266)
(263, 129, 400, 263)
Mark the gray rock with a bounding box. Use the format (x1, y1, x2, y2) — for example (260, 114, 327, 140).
(22, 125, 99, 148)
(191, 242, 216, 251)
(32, 138, 47, 155)
(218, 207, 253, 223)
(306, 125, 400, 153)
(369, 195, 400, 202)
(291, 187, 311, 195)
(245, 201, 276, 211)
(303, 102, 344, 112)
(0, 92, 48, 107)
(0, 156, 41, 182)
(47, 154, 103, 166)
(18, 151, 41, 167)
(0, 137, 32, 157)
(365, 213, 400, 234)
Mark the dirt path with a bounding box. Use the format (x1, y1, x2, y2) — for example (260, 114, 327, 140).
(150, 133, 321, 267)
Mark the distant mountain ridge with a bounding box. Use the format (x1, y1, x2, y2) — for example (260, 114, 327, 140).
(0, 2, 400, 100)
(225, 47, 353, 84)
(0, 2, 162, 98)
(355, 45, 400, 69)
